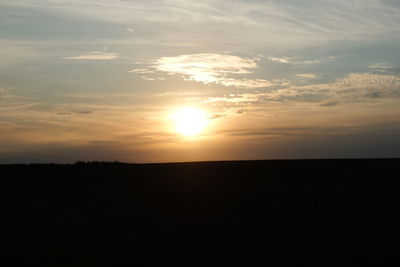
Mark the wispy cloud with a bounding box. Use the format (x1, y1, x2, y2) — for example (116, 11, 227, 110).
(295, 74, 318, 79)
(4, 0, 399, 47)
(203, 73, 400, 110)
(215, 79, 273, 88)
(319, 101, 339, 107)
(369, 64, 398, 69)
(273, 73, 400, 102)
(0, 86, 14, 98)
(332, 73, 400, 93)
(368, 64, 400, 74)
(1, 0, 400, 71)
(268, 57, 291, 64)
(266, 56, 334, 65)
(205, 94, 259, 104)
(149, 53, 274, 88)
(63, 51, 119, 60)
(128, 69, 156, 74)
(274, 73, 400, 103)
(155, 53, 256, 81)
(224, 123, 400, 140)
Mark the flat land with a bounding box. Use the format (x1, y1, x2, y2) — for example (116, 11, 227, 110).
(0, 159, 396, 266)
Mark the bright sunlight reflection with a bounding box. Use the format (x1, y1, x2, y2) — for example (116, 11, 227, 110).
(172, 107, 208, 137)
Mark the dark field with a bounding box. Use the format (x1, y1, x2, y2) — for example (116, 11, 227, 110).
(0, 159, 396, 266)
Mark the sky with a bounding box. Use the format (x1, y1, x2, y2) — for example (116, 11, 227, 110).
(1, 0, 400, 163)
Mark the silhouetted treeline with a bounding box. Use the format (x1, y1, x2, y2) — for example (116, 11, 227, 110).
(73, 160, 131, 166)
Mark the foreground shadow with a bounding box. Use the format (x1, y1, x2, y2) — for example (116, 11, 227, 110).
(1, 159, 396, 266)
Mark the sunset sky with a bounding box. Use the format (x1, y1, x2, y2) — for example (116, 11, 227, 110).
(1, 0, 400, 163)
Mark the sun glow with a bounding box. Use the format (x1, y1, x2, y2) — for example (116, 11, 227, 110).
(172, 107, 208, 137)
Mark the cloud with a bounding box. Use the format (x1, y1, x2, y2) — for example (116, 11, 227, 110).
(155, 53, 256, 80)
(140, 76, 165, 81)
(286, 73, 400, 102)
(368, 64, 400, 74)
(205, 94, 259, 104)
(224, 124, 400, 141)
(57, 110, 92, 116)
(63, 51, 119, 60)
(266, 55, 335, 66)
(276, 73, 400, 102)
(302, 59, 321, 64)
(266, 56, 335, 66)
(320, 101, 339, 107)
(0, 86, 15, 99)
(128, 69, 156, 74)
(295, 74, 317, 79)
(369, 64, 397, 69)
(216, 78, 273, 88)
(209, 113, 226, 119)
(332, 73, 400, 92)
(152, 53, 274, 88)
(203, 73, 400, 110)
(267, 57, 291, 64)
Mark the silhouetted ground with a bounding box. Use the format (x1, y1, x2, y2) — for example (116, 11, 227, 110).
(0, 159, 396, 266)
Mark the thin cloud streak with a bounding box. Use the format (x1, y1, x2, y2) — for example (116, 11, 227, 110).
(63, 51, 119, 60)
(295, 74, 318, 79)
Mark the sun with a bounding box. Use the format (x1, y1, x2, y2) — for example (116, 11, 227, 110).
(172, 107, 208, 137)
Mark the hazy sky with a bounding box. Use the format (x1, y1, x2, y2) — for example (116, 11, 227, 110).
(1, 0, 400, 163)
